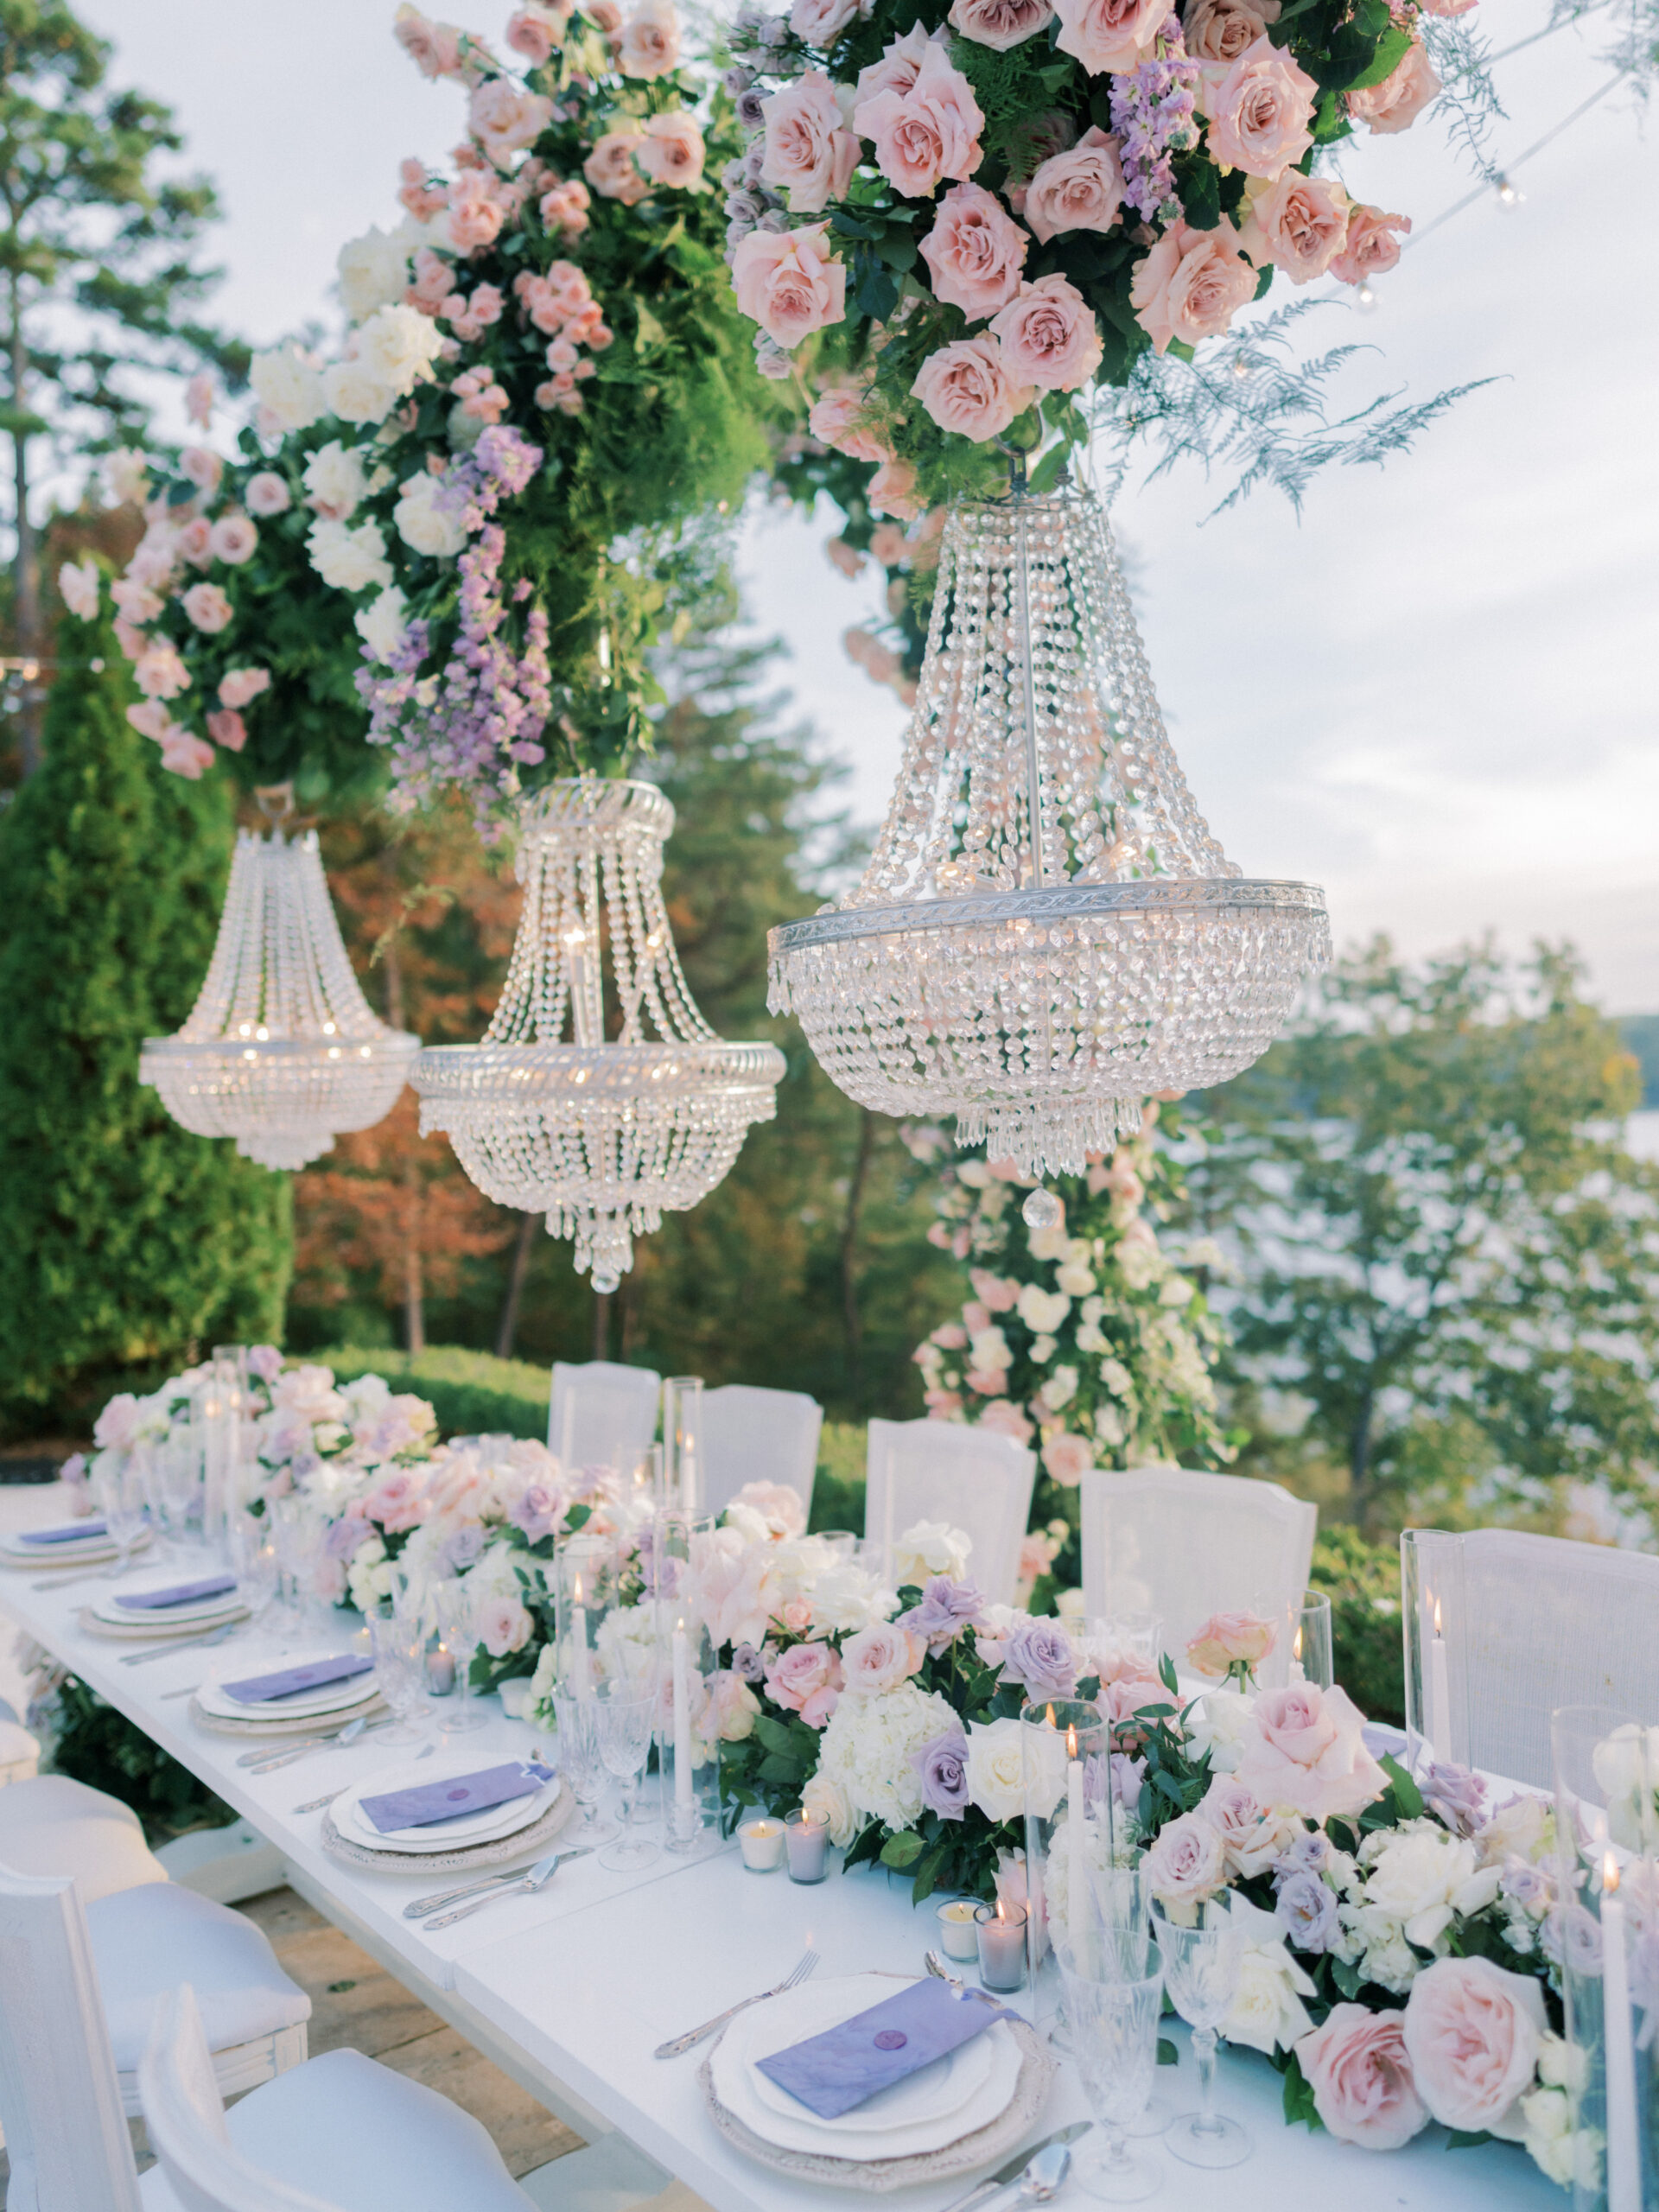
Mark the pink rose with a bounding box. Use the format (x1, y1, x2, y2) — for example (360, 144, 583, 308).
(1418, 0, 1476, 16)
(468, 79, 553, 164)
(111, 576, 162, 626)
(1181, 0, 1278, 61)
(394, 4, 462, 77)
(245, 473, 291, 518)
(853, 24, 944, 118)
(731, 1479, 808, 1536)
(206, 709, 246, 753)
(506, 3, 570, 63)
(931, 1320, 969, 1349)
(826, 536, 865, 580)
(840, 1622, 927, 1694)
(911, 335, 1033, 442)
(791, 0, 864, 40)
(1401, 1957, 1547, 2139)
(364, 1471, 427, 1533)
(181, 582, 233, 634)
(180, 445, 222, 496)
(858, 42, 985, 199)
(1052, 0, 1164, 76)
(1238, 174, 1350, 283)
(1203, 35, 1317, 179)
(1330, 202, 1410, 283)
(1196, 1772, 1293, 1876)
(1128, 218, 1255, 352)
(1347, 36, 1440, 132)
(766, 1637, 844, 1726)
(1141, 1810, 1228, 1914)
(964, 1370, 1009, 1396)
(1041, 1431, 1096, 1485)
(1023, 126, 1125, 244)
(948, 0, 1055, 49)
(989, 274, 1103, 391)
(1235, 1681, 1389, 1822)
(1295, 2005, 1429, 2151)
(447, 170, 507, 248)
(920, 182, 1028, 318)
(733, 222, 847, 350)
(209, 514, 258, 566)
(810, 384, 891, 462)
(583, 127, 649, 206)
(1098, 1668, 1161, 1745)
(1185, 1609, 1275, 1679)
(616, 0, 681, 79)
(480, 1596, 534, 1658)
(638, 111, 706, 188)
(159, 729, 215, 779)
(980, 1398, 1033, 1444)
(760, 73, 859, 215)
(176, 516, 213, 567)
(219, 666, 270, 709)
(134, 639, 190, 697)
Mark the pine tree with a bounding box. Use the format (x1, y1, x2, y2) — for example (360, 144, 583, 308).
(0, 601, 291, 1433)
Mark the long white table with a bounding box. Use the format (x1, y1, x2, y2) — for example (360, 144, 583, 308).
(0, 1496, 1566, 2212)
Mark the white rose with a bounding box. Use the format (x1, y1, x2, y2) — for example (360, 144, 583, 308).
(893, 1518, 972, 1585)
(1017, 1283, 1071, 1334)
(1219, 1899, 1317, 2056)
(1039, 1364, 1077, 1413)
(1118, 1241, 1166, 1291)
(1521, 2087, 1600, 2191)
(307, 518, 394, 594)
(807, 1561, 893, 1637)
(966, 1713, 1063, 1825)
(801, 1769, 857, 1848)
(1028, 1221, 1070, 1261)
(1184, 1687, 1258, 1775)
(302, 440, 370, 520)
(321, 359, 397, 426)
(1075, 1322, 1107, 1354)
(1099, 1357, 1135, 1397)
(353, 303, 446, 397)
(1093, 1403, 1126, 1448)
(337, 225, 416, 324)
(1056, 1262, 1096, 1296)
(251, 343, 326, 432)
(1030, 1335, 1057, 1363)
(1360, 1821, 1499, 1951)
(393, 473, 467, 558)
(1478, 1789, 1551, 1869)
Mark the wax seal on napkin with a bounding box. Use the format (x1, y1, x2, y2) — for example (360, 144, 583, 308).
(221, 1654, 375, 1705)
(757, 1978, 1013, 2120)
(358, 1760, 555, 1836)
(19, 1521, 108, 1544)
(113, 1573, 238, 1611)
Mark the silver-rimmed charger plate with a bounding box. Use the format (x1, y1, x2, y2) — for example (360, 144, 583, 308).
(319, 1781, 573, 1872)
(77, 1604, 250, 1641)
(697, 2017, 1056, 2191)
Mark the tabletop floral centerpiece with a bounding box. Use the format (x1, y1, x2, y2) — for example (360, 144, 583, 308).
(721, 0, 1452, 505)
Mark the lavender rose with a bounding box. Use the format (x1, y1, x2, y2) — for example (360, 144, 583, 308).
(899, 1576, 987, 1649)
(1421, 1761, 1488, 1838)
(1274, 1867, 1339, 1952)
(916, 1729, 973, 1820)
(440, 1524, 486, 1573)
(1002, 1618, 1078, 1700)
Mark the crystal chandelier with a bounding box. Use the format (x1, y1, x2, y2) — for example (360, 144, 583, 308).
(140, 798, 419, 1173)
(412, 779, 785, 1293)
(768, 482, 1330, 1178)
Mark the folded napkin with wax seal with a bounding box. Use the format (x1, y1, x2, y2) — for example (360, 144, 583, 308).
(113, 1573, 238, 1611)
(756, 1978, 1014, 2120)
(220, 1654, 375, 1705)
(19, 1520, 108, 1544)
(358, 1760, 555, 1836)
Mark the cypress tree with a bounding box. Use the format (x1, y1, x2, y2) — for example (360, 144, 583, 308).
(0, 603, 291, 1433)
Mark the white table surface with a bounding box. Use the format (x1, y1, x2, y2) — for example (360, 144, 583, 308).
(0, 1492, 1567, 2212)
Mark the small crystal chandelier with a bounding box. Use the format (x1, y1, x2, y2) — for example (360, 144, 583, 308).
(413, 779, 785, 1293)
(140, 791, 420, 1172)
(768, 480, 1330, 1178)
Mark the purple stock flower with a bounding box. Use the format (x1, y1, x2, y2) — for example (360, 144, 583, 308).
(1274, 1868, 1339, 1952)
(899, 1577, 986, 1649)
(1107, 16, 1199, 226)
(510, 1484, 562, 1542)
(916, 1730, 972, 1821)
(441, 1525, 486, 1574)
(1003, 1618, 1078, 1701)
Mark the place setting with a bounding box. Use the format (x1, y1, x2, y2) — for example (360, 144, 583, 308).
(75, 1566, 250, 1643)
(2, 1514, 154, 1580)
(319, 1750, 572, 1875)
(188, 1647, 385, 1739)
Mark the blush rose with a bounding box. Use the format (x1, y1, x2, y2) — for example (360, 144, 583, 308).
(989, 274, 1103, 390)
(732, 222, 847, 349)
(919, 181, 1029, 317)
(1238, 174, 1351, 283)
(1128, 218, 1255, 352)
(857, 41, 985, 199)
(1022, 126, 1126, 243)
(760, 73, 859, 213)
(1401, 1956, 1548, 2139)
(912, 335, 1033, 441)
(1052, 0, 1164, 77)
(948, 0, 1055, 48)
(1295, 2005, 1430, 2151)
(1330, 203, 1411, 283)
(1347, 36, 1441, 131)
(1202, 35, 1318, 179)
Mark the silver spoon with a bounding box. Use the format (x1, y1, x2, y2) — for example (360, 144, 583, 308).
(241, 1714, 383, 1772)
(994, 2141, 1073, 2212)
(423, 1849, 580, 1929)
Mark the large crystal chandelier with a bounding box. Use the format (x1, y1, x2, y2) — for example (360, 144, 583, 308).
(412, 779, 785, 1293)
(140, 798, 419, 1172)
(768, 482, 1330, 1177)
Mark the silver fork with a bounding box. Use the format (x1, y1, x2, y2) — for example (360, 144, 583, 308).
(119, 1624, 239, 1666)
(653, 1949, 819, 2059)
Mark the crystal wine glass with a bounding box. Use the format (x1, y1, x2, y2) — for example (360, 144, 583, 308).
(94, 1459, 149, 1578)
(1058, 1947, 1167, 2202)
(369, 1608, 433, 1747)
(432, 1577, 487, 1734)
(552, 1688, 617, 1844)
(594, 1681, 659, 1872)
(227, 1511, 280, 1624)
(1152, 1897, 1249, 2168)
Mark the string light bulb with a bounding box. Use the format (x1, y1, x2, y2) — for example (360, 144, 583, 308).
(1355, 283, 1378, 313)
(1495, 174, 1523, 207)
(1230, 353, 1254, 381)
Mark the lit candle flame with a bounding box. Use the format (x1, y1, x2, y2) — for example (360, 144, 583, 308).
(1433, 1597, 1443, 1637)
(1293, 1626, 1303, 1663)
(1046, 1703, 1056, 1728)
(995, 1898, 1007, 1923)
(1066, 1725, 1078, 1759)
(1605, 1852, 1622, 1897)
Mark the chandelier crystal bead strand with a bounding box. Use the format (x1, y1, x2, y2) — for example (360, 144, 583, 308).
(140, 798, 420, 1173)
(412, 778, 785, 1293)
(767, 482, 1331, 1178)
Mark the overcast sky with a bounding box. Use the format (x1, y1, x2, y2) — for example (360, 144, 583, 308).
(80, 0, 1658, 1011)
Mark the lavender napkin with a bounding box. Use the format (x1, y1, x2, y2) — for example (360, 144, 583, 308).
(358, 1760, 555, 1837)
(756, 1979, 1012, 2120)
(113, 1573, 238, 1611)
(19, 1521, 108, 1544)
(221, 1654, 375, 1706)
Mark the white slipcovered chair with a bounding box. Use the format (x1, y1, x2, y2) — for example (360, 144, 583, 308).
(1402, 1527, 1659, 1791)
(701, 1385, 823, 1522)
(0, 1772, 171, 1902)
(547, 1359, 661, 1476)
(0, 1716, 40, 1786)
(1079, 1467, 1318, 1659)
(865, 1419, 1036, 1609)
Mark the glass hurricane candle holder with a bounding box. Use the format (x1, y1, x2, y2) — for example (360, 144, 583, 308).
(738, 1817, 785, 1872)
(784, 1807, 830, 1884)
(650, 1509, 720, 1854)
(1020, 1698, 1112, 2038)
(1402, 1529, 1466, 1771)
(976, 1901, 1027, 1993)
(935, 1897, 982, 1962)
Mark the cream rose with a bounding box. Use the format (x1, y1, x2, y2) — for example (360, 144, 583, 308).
(307, 517, 395, 595)
(1202, 35, 1317, 178)
(1023, 126, 1125, 244)
(393, 473, 467, 558)
(760, 73, 860, 215)
(468, 79, 554, 164)
(1128, 218, 1255, 353)
(919, 181, 1028, 318)
(337, 224, 415, 322)
(967, 1713, 1062, 1824)
(801, 1767, 858, 1847)
(355, 587, 410, 664)
(732, 222, 847, 350)
(1220, 1897, 1317, 2056)
(989, 274, 1103, 391)
(302, 440, 370, 521)
(1359, 1821, 1502, 1950)
(250, 342, 325, 434)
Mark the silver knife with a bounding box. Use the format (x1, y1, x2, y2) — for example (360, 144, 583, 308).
(934, 2122, 1092, 2212)
(404, 1847, 593, 1920)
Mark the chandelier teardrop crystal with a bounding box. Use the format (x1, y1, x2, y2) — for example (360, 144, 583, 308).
(140, 823, 420, 1172)
(412, 779, 785, 1293)
(768, 482, 1330, 1177)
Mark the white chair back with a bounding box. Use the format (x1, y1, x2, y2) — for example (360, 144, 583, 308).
(1079, 1467, 1318, 1659)
(865, 1419, 1036, 1609)
(0, 1860, 143, 2211)
(547, 1360, 661, 1475)
(139, 1985, 336, 2212)
(0, 1719, 40, 1786)
(702, 1385, 823, 1522)
(1402, 1528, 1659, 1791)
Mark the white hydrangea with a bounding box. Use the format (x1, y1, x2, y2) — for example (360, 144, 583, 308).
(355, 586, 410, 664)
(302, 440, 371, 520)
(346, 1533, 391, 1614)
(393, 473, 467, 558)
(307, 517, 394, 594)
(337, 223, 416, 323)
(815, 1680, 961, 1834)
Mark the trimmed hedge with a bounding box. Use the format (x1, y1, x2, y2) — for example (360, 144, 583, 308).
(326, 1345, 551, 1443)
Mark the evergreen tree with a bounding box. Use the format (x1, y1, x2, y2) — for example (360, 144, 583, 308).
(0, 602, 290, 1434)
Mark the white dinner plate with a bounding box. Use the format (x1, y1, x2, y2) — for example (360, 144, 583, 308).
(89, 1583, 243, 1629)
(709, 1975, 1021, 2161)
(333, 1759, 554, 1854)
(196, 1658, 377, 1723)
(2, 1528, 153, 1565)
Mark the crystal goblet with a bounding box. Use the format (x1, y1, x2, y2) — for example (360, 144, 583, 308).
(1153, 1897, 1249, 2168)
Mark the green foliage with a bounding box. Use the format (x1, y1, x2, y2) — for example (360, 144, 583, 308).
(48, 1676, 232, 1840)
(323, 1344, 552, 1442)
(1310, 1524, 1406, 1726)
(0, 607, 290, 1436)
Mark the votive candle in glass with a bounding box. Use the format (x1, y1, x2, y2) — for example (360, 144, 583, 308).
(976, 1900, 1027, 1993)
(784, 1806, 829, 1884)
(935, 1897, 981, 1962)
(738, 1817, 785, 1872)
(426, 1643, 456, 1696)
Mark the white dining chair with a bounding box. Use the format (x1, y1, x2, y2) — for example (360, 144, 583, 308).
(701, 1384, 823, 1522)
(0, 1717, 39, 1786)
(547, 1359, 661, 1475)
(1079, 1466, 1318, 1660)
(0, 1771, 172, 1901)
(1402, 1526, 1659, 1791)
(865, 1418, 1037, 1609)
